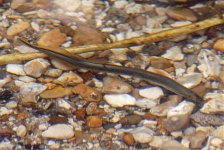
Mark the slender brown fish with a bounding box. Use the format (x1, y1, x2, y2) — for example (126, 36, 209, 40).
(18, 38, 203, 105)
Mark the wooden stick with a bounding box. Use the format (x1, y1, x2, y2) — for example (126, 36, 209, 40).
(0, 16, 224, 65)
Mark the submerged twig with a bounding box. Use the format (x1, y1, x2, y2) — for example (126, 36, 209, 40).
(0, 16, 224, 65)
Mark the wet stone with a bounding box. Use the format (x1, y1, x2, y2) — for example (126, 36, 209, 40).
(166, 7, 197, 22)
(200, 99, 224, 114)
(40, 86, 72, 99)
(103, 94, 136, 107)
(188, 131, 207, 149)
(24, 58, 50, 78)
(42, 124, 74, 140)
(6, 64, 26, 76)
(150, 56, 173, 69)
(190, 111, 224, 126)
(102, 77, 133, 94)
(37, 28, 66, 48)
(7, 21, 30, 36)
(72, 84, 102, 102)
(120, 115, 142, 125)
(123, 133, 135, 146)
(86, 116, 103, 128)
(129, 127, 154, 144)
(160, 140, 189, 150)
(54, 71, 83, 86)
(163, 114, 190, 132)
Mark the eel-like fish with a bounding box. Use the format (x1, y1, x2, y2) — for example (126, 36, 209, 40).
(18, 38, 203, 105)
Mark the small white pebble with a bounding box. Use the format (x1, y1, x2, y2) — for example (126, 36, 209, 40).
(16, 125, 27, 137)
(139, 87, 164, 100)
(6, 64, 26, 76)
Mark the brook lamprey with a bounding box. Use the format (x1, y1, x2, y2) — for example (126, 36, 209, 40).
(18, 38, 203, 105)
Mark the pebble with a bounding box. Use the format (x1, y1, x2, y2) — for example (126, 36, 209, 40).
(72, 84, 102, 102)
(24, 58, 50, 78)
(19, 82, 47, 104)
(191, 111, 224, 126)
(6, 64, 26, 76)
(150, 96, 180, 116)
(123, 133, 135, 146)
(42, 124, 74, 139)
(139, 87, 164, 100)
(44, 68, 62, 78)
(103, 94, 136, 107)
(16, 125, 27, 137)
(210, 137, 223, 147)
(188, 131, 207, 149)
(40, 86, 72, 99)
(0, 141, 14, 150)
(54, 71, 83, 86)
(150, 56, 173, 69)
(197, 49, 221, 79)
(200, 99, 224, 114)
(37, 28, 66, 48)
(163, 114, 190, 132)
(6, 101, 18, 109)
(102, 77, 133, 94)
(0, 76, 12, 88)
(120, 115, 142, 125)
(57, 98, 72, 110)
(114, 0, 128, 9)
(213, 38, 224, 52)
(86, 116, 103, 128)
(54, 0, 81, 12)
(160, 140, 189, 150)
(212, 125, 224, 140)
(149, 136, 170, 148)
(167, 101, 195, 117)
(147, 67, 173, 79)
(177, 73, 202, 88)
(204, 92, 224, 101)
(0, 107, 12, 116)
(162, 46, 184, 61)
(166, 7, 197, 21)
(129, 127, 154, 144)
(140, 120, 157, 129)
(171, 21, 192, 27)
(135, 98, 157, 109)
(18, 76, 36, 82)
(7, 21, 30, 36)
(15, 44, 38, 53)
(51, 58, 76, 71)
(73, 26, 106, 46)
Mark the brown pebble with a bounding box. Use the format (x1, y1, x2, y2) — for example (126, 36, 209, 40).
(166, 7, 197, 21)
(7, 21, 30, 36)
(189, 131, 207, 149)
(163, 114, 190, 132)
(72, 84, 102, 102)
(74, 131, 92, 143)
(120, 115, 142, 125)
(86, 116, 103, 128)
(51, 58, 76, 71)
(73, 26, 106, 46)
(213, 38, 224, 52)
(40, 86, 72, 98)
(37, 28, 66, 48)
(49, 115, 68, 125)
(102, 77, 133, 94)
(75, 108, 86, 120)
(150, 57, 173, 69)
(123, 133, 135, 146)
